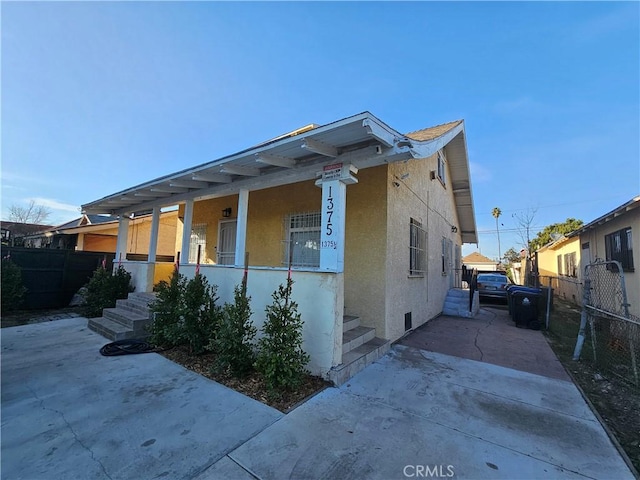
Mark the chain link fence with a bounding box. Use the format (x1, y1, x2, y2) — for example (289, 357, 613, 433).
(573, 260, 640, 389)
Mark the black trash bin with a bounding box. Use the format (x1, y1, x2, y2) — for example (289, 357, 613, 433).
(512, 290, 542, 330)
(506, 286, 541, 317)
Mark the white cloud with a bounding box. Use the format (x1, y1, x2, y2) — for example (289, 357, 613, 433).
(469, 161, 492, 183)
(29, 197, 80, 214)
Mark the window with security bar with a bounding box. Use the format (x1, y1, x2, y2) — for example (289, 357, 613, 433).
(409, 218, 426, 276)
(189, 223, 207, 263)
(283, 212, 321, 268)
(605, 227, 634, 272)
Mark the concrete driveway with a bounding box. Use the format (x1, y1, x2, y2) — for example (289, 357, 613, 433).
(2, 312, 635, 479)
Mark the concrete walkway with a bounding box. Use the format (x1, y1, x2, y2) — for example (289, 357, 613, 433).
(1, 312, 635, 479)
(399, 306, 570, 381)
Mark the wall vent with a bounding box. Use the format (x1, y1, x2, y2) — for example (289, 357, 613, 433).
(405, 312, 412, 331)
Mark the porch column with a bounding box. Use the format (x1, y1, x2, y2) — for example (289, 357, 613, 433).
(148, 206, 161, 263)
(316, 163, 358, 272)
(180, 199, 194, 265)
(75, 233, 85, 251)
(115, 215, 130, 263)
(234, 189, 249, 267)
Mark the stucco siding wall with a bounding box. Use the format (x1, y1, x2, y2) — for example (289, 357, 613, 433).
(579, 213, 640, 319)
(127, 211, 178, 257)
(246, 181, 321, 267)
(385, 154, 462, 342)
(344, 165, 387, 336)
(83, 234, 117, 252)
(537, 237, 581, 277)
(188, 196, 239, 263)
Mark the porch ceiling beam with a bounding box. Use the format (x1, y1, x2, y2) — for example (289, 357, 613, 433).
(301, 138, 338, 158)
(362, 118, 395, 147)
(150, 186, 189, 193)
(192, 173, 233, 183)
(134, 191, 172, 198)
(255, 153, 297, 168)
(220, 165, 261, 176)
(170, 179, 210, 189)
(104, 145, 389, 216)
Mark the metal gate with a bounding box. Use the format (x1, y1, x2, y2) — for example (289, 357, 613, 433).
(573, 260, 639, 387)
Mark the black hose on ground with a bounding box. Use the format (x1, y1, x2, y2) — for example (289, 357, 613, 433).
(99, 339, 157, 356)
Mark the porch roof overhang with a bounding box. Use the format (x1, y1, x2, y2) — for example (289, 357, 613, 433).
(82, 111, 478, 243)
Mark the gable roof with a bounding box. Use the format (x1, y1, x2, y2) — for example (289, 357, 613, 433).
(463, 252, 496, 264)
(54, 214, 114, 231)
(406, 120, 463, 142)
(82, 111, 477, 243)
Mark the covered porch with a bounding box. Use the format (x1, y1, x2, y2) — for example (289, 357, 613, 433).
(82, 112, 472, 378)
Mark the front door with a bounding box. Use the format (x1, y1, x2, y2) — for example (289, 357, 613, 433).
(217, 220, 237, 265)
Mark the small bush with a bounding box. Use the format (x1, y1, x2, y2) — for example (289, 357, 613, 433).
(211, 282, 256, 377)
(182, 273, 221, 355)
(148, 268, 188, 347)
(148, 269, 221, 354)
(83, 265, 134, 318)
(1, 257, 27, 312)
(256, 277, 310, 395)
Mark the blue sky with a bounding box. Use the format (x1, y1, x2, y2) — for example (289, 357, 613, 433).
(2, 1, 638, 260)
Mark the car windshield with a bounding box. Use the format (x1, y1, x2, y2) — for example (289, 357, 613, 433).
(478, 274, 508, 283)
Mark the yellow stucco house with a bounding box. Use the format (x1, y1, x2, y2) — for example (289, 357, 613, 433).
(536, 196, 639, 319)
(25, 212, 178, 259)
(82, 112, 478, 382)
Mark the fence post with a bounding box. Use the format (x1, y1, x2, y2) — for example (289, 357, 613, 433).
(573, 277, 591, 360)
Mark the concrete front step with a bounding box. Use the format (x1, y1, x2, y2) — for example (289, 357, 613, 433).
(115, 298, 153, 318)
(343, 326, 375, 354)
(103, 307, 150, 329)
(343, 315, 360, 332)
(328, 337, 390, 386)
(88, 291, 156, 341)
(88, 317, 141, 341)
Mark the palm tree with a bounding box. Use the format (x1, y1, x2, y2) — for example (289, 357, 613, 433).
(492, 207, 502, 262)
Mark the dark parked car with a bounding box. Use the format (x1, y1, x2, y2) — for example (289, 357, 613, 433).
(477, 273, 511, 302)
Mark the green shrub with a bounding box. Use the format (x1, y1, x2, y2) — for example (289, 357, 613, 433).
(182, 273, 221, 355)
(148, 268, 188, 347)
(1, 257, 27, 312)
(211, 282, 256, 377)
(256, 277, 310, 395)
(148, 269, 221, 354)
(83, 265, 134, 318)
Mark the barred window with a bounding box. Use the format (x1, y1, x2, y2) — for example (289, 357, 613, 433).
(563, 252, 577, 277)
(284, 212, 321, 268)
(605, 227, 634, 272)
(189, 223, 207, 263)
(409, 218, 425, 276)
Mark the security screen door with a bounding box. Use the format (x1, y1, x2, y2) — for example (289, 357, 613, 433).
(217, 220, 237, 265)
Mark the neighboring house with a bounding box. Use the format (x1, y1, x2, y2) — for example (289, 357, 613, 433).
(0, 222, 54, 247)
(536, 234, 582, 304)
(462, 251, 499, 272)
(568, 195, 639, 319)
(535, 195, 639, 318)
(21, 212, 178, 261)
(81, 111, 478, 380)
